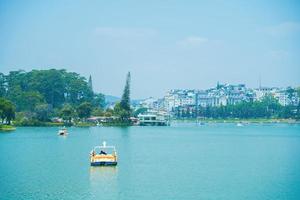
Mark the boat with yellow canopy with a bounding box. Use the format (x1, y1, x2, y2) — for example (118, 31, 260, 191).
(90, 141, 117, 166)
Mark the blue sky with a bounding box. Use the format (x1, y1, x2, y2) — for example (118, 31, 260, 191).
(0, 0, 300, 98)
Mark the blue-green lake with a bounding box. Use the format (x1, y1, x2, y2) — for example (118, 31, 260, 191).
(1, 123, 300, 200)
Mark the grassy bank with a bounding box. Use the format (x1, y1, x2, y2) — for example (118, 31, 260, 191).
(0, 124, 16, 131)
(14, 120, 65, 127)
(101, 121, 132, 127)
(10, 118, 300, 128)
(13, 120, 132, 127)
(74, 122, 95, 127)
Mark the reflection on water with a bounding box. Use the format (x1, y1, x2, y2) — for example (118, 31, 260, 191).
(89, 166, 118, 181)
(120, 126, 130, 138)
(89, 166, 119, 199)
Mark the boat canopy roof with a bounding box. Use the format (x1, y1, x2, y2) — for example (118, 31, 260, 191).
(93, 146, 116, 150)
(92, 141, 116, 151)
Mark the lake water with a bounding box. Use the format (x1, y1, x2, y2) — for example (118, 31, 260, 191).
(1, 123, 300, 200)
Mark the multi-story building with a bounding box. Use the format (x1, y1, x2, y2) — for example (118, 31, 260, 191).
(195, 83, 250, 108)
(137, 84, 299, 118)
(252, 87, 299, 106)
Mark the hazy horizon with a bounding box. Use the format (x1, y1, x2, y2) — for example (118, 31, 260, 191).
(1, 0, 300, 98)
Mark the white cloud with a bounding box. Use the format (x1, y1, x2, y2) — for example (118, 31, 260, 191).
(177, 36, 208, 47)
(263, 21, 300, 37)
(94, 27, 157, 38)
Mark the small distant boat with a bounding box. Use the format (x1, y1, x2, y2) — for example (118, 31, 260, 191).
(90, 141, 117, 166)
(199, 122, 205, 126)
(236, 123, 243, 127)
(58, 127, 68, 136)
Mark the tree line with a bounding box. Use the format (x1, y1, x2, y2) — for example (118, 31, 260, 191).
(0, 69, 133, 126)
(0, 69, 105, 125)
(174, 94, 300, 119)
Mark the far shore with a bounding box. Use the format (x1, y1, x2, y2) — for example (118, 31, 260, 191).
(1, 118, 298, 131)
(173, 118, 300, 124)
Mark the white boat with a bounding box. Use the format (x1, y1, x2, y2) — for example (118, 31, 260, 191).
(199, 122, 205, 125)
(58, 127, 68, 136)
(236, 123, 243, 127)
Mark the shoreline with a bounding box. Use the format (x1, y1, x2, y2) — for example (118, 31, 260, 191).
(0, 125, 16, 131)
(172, 118, 300, 124)
(7, 118, 299, 129)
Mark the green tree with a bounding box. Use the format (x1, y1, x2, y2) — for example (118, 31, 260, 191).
(64, 71, 93, 105)
(60, 104, 75, 123)
(17, 91, 45, 111)
(261, 94, 281, 118)
(92, 93, 105, 108)
(286, 87, 295, 99)
(296, 87, 300, 98)
(35, 104, 51, 122)
(0, 73, 6, 97)
(118, 72, 131, 121)
(114, 102, 131, 121)
(77, 102, 92, 119)
(120, 72, 131, 111)
(0, 98, 15, 124)
(104, 108, 113, 117)
(88, 75, 93, 91)
(92, 107, 104, 116)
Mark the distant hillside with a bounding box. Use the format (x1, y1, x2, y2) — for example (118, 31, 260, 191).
(105, 95, 143, 105)
(105, 95, 120, 104)
(131, 99, 144, 105)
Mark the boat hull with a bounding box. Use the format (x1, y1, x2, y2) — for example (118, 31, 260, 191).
(91, 161, 117, 166)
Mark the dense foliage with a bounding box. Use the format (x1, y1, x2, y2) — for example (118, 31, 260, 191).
(0, 98, 15, 124)
(0, 69, 105, 124)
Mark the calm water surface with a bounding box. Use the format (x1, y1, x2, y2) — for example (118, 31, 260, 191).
(1, 123, 300, 200)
